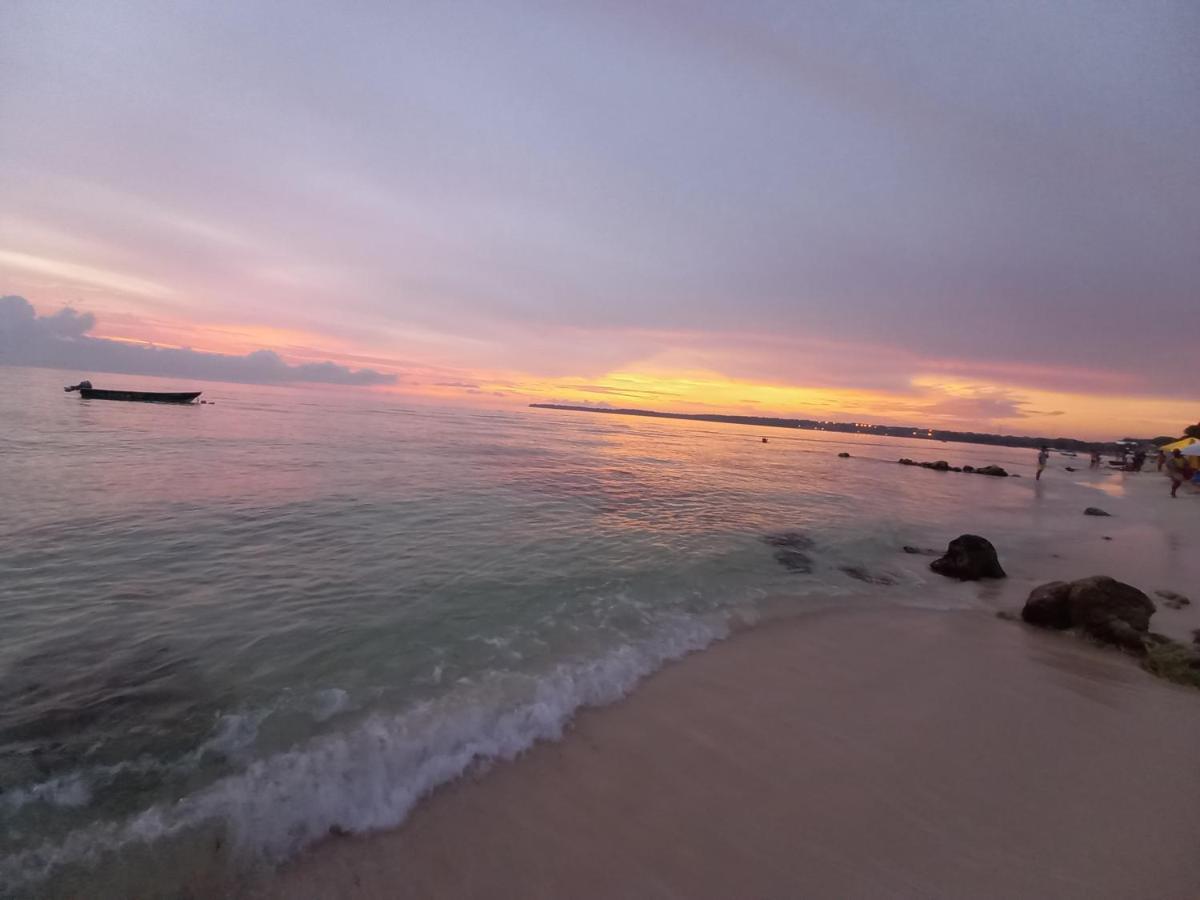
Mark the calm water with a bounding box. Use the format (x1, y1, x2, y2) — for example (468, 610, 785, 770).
(0, 365, 1178, 894)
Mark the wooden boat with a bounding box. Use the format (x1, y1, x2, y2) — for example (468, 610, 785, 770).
(64, 381, 201, 403)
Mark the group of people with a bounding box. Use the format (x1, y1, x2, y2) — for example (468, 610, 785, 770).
(1035, 445, 1198, 497)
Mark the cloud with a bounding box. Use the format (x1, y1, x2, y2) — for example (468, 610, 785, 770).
(0, 296, 395, 386)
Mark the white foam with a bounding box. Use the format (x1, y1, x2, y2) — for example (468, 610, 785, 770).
(1, 613, 727, 889)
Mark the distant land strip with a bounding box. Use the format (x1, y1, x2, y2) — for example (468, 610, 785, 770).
(528, 404, 1141, 453)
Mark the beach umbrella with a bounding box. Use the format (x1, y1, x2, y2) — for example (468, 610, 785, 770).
(1181, 443, 1200, 457)
(1159, 437, 1198, 453)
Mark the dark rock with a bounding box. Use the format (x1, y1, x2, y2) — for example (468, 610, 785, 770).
(837, 452, 850, 458)
(1155, 590, 1191, 610)
(1064, 466, 1077, 472)
(975, 465, 1008, 477)
(1193, 629, 1200, 646)
(773, 549, 813, 573)
(1068, 576, 1155, 652)
(898, 458, 916, 466)
(761, 531, 814, 550)
(761, 438, 768, 443)
(962, 465, 975, 473)
(1023, 576, 1157, 654)
(1021, 581, 1072, 629)
(1084, 507, 1112, 517)
(902, 545, 937, 555)
(1102, 536, 1113, 541)
(929, 534, 1006, 580)
(840, 566, 897, 586)
(929, 460, 951, 471)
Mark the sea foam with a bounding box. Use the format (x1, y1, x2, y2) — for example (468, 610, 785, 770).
(1, 613, 727, 889)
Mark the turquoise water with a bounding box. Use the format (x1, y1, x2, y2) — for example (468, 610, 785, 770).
(0, 365, 1153, 893)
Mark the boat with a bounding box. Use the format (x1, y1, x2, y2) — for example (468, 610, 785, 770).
(64, 380, 201, 404)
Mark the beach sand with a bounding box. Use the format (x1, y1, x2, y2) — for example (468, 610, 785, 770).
(258, 608, 1200, 899)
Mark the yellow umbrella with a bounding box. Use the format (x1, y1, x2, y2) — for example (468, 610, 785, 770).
(1159, 437, 1198, 453)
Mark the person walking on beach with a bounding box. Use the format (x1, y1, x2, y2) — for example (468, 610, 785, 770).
(1036, 446, 1050, 480)
(1090, 450, 1102, 469)
(1165, 449, 1189, 498)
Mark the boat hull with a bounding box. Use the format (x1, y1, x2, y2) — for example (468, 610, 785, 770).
(79, 388, 201, 403)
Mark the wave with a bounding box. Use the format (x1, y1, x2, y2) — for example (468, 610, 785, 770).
(1, 612, 728, 890)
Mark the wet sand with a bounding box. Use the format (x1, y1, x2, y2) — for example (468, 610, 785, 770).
(259, 608, 1200, 899)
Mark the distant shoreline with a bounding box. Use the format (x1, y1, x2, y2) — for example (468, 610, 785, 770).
(530, 403, 1129, 453)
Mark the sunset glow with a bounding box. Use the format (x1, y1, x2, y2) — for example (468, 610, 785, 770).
(2, 1, 1195, 439)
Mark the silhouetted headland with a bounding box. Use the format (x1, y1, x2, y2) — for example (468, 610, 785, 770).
(529, 403, 1136, 452)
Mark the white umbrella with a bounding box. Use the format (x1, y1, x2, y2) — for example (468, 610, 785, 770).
(1181, 443, 1200, 457)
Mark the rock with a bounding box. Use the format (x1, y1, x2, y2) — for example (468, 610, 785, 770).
(1102, 536, 1113, 541)
(1193, 629, 1200, 646)
(1021, 581, 1072, 629)
(961, 465, 975, 473)
(929, 460, 950, 471)
(762, 532, 815, 573)
(837, 452, 850, 458)
(1084, 507, 1111, 517)
(929, 534, 1006, 580)
(1023, 576, 1158, 653)
(1155, 590, 1191, 610)
(1064, 466, 1077, 472)
(1067, 576, 1155, 652)
(1010, 473, 1022, 477)
(840, 566, 897, 585)
(761, 531, 814, 550)
(974, 465, 1008, 477)
(898, 458, 916, 466)
(773, 549, 813, 573)
(761, 438, 768, 443)
(902, 545, 937, 555)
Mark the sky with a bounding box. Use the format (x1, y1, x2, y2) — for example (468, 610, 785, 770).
(1, 0, 1197, 439)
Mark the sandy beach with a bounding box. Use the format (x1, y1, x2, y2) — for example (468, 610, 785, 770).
(260, 605, 1200, 899)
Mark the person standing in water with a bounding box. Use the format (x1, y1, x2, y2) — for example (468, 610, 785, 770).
(1165, 449, 1190, 498)
(1036, 446, 1050, 480)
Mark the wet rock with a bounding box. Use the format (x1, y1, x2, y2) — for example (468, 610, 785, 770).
(920, 460, 951, 471)
(1022, 576, 1157, 653)
(761, 531, 814, 550)
(1021, 581, 1072, 629)
(1155, 590, 1191, 610)
(1069, 576, 1155, 652)
(773, 549, 813, 573)
(1064, 466, 1077, 472)
(898, 458, 916, 466)
(902, 545, 937, 555)
(930, 534, 1006, 580)
(1084, 507, 1112, 517)
(1102, 536, 1113, 541)
(962, 465, 975, 473)
(840, 566, 897, 586)
(837, 452, 850, 458)
(974, 465, 1008, 477)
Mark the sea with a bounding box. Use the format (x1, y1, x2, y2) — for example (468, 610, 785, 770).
(0, 365, 1189, 896)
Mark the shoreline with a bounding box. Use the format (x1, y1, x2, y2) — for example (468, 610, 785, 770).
(256, 606, 1200, 899)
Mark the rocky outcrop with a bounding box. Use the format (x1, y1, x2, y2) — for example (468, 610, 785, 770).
(1021, 581, 1072, 629)
(1021, 576, 1155, 653)
(1084, 507, 1111, 517)
(897, 460, 1007, 476)
(929, 535, 1006, 580)
(837, 452, 850, 458)
(762, 532, 814, 574)
(840, 566, 897, 585)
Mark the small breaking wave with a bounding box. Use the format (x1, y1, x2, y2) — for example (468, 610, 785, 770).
(1, 613, 727, 890)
